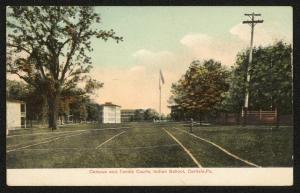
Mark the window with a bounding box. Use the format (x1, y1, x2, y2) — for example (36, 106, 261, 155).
(21, 117, 26, 128)
(21, 104, 25, 113)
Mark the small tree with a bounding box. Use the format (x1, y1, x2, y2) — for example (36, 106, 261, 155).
(134, 109, 145, 121)
(86, 101, 100, 122)
(7, 6, 122, 129)
(144, 108, 159, 121)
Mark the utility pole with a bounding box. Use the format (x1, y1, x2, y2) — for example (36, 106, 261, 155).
(270, 54, 273, 110)
(291, 44, 293, 106)
(242, 12, 263, 125)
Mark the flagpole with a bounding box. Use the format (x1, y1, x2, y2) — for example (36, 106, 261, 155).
(159, 73, 161, 119)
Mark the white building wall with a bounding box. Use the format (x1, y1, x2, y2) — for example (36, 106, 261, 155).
(101, 106, 121, 123)
(115, 107, 121, 123)
(6, 102, 21, 130)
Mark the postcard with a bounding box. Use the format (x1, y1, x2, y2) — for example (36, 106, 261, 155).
(5, 6, 293, 186)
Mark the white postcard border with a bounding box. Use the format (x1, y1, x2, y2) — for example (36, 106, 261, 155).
(7, 167, 293, 186)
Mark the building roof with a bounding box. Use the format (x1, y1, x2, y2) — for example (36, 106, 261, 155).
(100, 102, 121, 107)
(121, 109, 136, 112)
(6, 98, 25, 104)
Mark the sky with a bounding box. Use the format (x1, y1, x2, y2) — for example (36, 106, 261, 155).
(87, 6, 292, 114)
(7, 6, 293, 114)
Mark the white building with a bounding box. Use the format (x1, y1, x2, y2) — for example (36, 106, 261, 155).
(6, 99, 26, 134)
(99, 102, 121, 124)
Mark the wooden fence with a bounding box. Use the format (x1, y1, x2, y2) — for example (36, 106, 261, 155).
(245, 109, 277, 125)
(215, 109, 285, 125)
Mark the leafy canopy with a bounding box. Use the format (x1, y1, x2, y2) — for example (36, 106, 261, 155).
(6, 6, 123, 95)
(221, 41, 292, 114)
(170, 59, 230, 116)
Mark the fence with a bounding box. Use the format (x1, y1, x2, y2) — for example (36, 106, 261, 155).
(215, 109, 292, 126)
(245, 110, 277, 125)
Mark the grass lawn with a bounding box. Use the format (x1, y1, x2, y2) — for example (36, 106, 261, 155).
(166, 124, 293, 167)
(6, 122, 293, 168)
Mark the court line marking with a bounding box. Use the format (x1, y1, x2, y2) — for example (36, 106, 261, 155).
(6, 133, 73, 149)
(173, 127, 260, 167)
(9, 144, 179, 152)
(95, 131, 127, 149)
(162, 128, 202, 168)
(7, 132, 88, 153)
(118, 144, 178, 150)
(7, 127, 129, 138)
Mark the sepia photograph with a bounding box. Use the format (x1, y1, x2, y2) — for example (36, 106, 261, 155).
(5, 6, 293, 186)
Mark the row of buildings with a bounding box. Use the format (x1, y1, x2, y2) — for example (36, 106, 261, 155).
(6, 100, 136, 133)
(99, 102, 136, 123)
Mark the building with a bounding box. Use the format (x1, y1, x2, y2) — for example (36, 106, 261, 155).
(99, 102, 121, 123)
(169, 105, 185, 121)
(121, 109, 136, 122)
(6, 99, 26, 134)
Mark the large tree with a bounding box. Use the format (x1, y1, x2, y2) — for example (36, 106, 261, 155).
(6, 6, 123, 129)
(221, 41, 292, 117)
(169, 59, 230, 121)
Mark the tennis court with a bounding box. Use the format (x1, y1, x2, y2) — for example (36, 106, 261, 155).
(6, 122, 293, 168)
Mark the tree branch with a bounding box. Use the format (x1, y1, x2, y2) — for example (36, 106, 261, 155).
(7, 70, 37, 88)
(7, 43, 31, 55)
(60, 26, 85, 82)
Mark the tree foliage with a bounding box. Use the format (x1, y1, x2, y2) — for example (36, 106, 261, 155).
(144, 108, 159, 120)
(59, 89, 97, 123)
(6, 80, 29, 100)
(6, 80, 46, 122)
(169, 59, 230, 120)
(6, 6, 122, 129)
(86, 101, 100, 121)
(222, 41, 292, 114)
(134, 109, 145, 121)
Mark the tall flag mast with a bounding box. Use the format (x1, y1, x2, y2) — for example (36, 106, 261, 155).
(159, 69, 165, 118)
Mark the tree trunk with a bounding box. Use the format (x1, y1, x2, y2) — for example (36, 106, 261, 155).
(48, 94, 59, 130)
(42, 95, 48, 126)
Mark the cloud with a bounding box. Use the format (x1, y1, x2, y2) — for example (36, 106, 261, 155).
(180, 33, 212, 48)
(132, 49, 176, 73)
(132, 49, 183, 88)
(230, 22, 292, 46)
(180, 33, 243, 66)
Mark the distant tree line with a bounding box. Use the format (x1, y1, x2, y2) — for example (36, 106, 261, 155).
(132, 109, 160, 121)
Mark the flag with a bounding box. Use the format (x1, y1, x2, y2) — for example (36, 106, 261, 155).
(160, 69, 165, 84)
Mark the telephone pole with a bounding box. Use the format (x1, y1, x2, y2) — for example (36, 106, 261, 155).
(242, 12, 263, 125)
